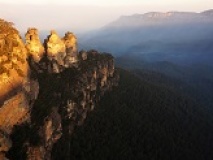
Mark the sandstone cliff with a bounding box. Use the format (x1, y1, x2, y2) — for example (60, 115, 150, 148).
(0, 19, 119, 160)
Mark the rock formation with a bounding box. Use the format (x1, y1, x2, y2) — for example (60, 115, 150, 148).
(63, 31, 78, 67)
(0, 19, 33, 160)
(46, 30, 65, 62)
(0, 130, 12, 160)
(0, 19, 119, 160)
(25, 28, 44, 62)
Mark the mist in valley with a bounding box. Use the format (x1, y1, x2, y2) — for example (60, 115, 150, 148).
(79, 10, 213, 110)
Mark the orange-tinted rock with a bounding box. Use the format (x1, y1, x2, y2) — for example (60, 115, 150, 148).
(63, 32, 78, 53)
(46, 30, 65, 61)
(25, 28, 44, 62)
(0, 20, 119, 160)
(63, 32, 78, 67)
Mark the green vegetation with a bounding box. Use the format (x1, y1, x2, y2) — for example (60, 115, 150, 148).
(116, 56, 213, 111)
(54, 69, 213, 160)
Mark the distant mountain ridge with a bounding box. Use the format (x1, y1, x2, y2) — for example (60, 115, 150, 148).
(201, 9, 213, 16)
(106, 9, 213, 28)
(79, 9, 213, 66)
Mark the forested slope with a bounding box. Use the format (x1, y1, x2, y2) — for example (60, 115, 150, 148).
(61, 69, 213, 160)
(65, 70, 213, 160)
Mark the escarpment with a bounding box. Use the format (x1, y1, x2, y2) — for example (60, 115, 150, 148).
(0, 19, 119, 160)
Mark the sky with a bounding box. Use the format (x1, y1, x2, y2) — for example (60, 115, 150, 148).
(0, 0, 212, 34)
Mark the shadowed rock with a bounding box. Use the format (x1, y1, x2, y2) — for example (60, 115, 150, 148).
(0, 20, 119, 160)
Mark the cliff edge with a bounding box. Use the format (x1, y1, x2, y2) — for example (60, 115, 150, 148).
(0, 19, 119, 160)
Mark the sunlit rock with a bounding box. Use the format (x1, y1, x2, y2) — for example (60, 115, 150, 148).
(25, 28, 44, 62)
(63, 31, 78, 54)
(63, 32, 78, 66)
(46, 30, 66, 62)
(0, 22, 28, 100)
(0, 20, 119, 159)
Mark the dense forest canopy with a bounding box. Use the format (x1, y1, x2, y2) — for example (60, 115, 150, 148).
(52, 69, 213, 160)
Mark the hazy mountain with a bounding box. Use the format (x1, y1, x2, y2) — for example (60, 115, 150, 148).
(2, 13, 213, 159)
(106, 10, 213, 28)
(79, 9, 213, 66)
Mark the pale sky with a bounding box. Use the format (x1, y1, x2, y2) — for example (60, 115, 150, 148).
(0, 0, 212, 34)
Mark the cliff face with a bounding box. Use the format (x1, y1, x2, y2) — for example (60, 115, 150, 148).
(0, 20, 119, 160)
(0, 19, 31, 160)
